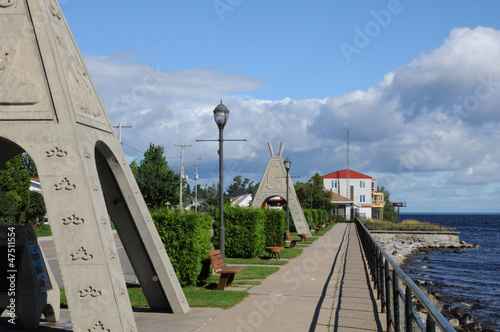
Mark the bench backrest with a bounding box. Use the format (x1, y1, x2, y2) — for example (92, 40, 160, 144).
(285, 230, 292, 241)
(208, 249, 226, 273)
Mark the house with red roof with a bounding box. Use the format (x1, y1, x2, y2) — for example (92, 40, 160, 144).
(322, 169, 384, 220)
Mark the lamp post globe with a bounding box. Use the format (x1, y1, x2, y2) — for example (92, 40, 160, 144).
(213, 101, 229, 129)
(284, 157, 291, 231)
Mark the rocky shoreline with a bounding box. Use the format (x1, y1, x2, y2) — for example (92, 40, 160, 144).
(379, 238, 496, 332)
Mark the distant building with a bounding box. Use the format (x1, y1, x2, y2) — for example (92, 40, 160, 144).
(322, 169, 384, 220)
(229, 190, 253, 207)
(30, 178, 42, 192)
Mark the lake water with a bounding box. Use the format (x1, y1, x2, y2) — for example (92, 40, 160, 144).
(400, 213, 500, 330)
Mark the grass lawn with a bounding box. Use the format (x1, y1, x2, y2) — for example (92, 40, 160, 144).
(209, 266, 279, 282)
(35, 224, 52, 237)
(226, 256, 288, 265)
(61, 285, 249, 309)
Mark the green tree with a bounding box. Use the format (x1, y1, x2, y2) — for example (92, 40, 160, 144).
(294, 173, 335, 211)
(0, 155, 31, 224)
(379, 186, 397, 222)
(0, 191, 19, 226)
(134, 143, 179, 209)
(22, 153, 37, 177)
(24, 191, 47, 227)
(226, 175, 258, 195)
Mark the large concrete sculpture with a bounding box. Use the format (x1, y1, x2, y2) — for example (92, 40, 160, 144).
(0, 1, 189, 331)
(252, 143, 311, 235)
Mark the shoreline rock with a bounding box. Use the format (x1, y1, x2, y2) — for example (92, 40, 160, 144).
(377, 237, 494, 331)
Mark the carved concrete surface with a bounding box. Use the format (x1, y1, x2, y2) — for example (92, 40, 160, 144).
(0, 1, 189, 331)
(252, 143, 311, 236)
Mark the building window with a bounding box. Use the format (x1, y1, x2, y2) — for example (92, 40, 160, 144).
(360, 180, 365, 188)
(360, 194, 365, 202)
(332, 180, 337, 188)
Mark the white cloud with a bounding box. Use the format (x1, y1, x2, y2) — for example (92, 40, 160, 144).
(85, 26, 500, 212)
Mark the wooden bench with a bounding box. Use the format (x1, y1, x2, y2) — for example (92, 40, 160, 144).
(285, 230, 309, 249)
(208, 250, 245, 290)
(265, 246, 285, 260)
(312, 223, 323, 233)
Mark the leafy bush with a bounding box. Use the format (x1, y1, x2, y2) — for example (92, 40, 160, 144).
(0, 191, 18, 226)
(151, 209, 212, 286)
(213, 206, 265, 258)
(24, 191, 47, 228)
(263, 209, 286, 246)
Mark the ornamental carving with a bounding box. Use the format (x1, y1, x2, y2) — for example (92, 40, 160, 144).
(70, 247, 93, 261)
(62, 214, 84, 226)
(264, 161, 285, 191)
(55, 33, 100, 118)
(79, 286, 101, 298)
(47, 0, 62, 20)
(46, 147, 67, 158)
(87, 321, 110, 332)
(0, 42, 42, 105)
(0, 0, 16, 8)
(54, 177, 76, 191)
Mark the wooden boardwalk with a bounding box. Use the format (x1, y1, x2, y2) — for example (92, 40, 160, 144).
(199, 223, 387, 331)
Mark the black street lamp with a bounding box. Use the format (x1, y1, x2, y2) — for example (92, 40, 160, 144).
(322, 187, 326, 226)
(197, 101, 246, 260)
(213, 101, 229, 259)
(284, 157, 291, 231)
(309, 178, 314, 232)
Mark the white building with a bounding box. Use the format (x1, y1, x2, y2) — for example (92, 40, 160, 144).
(323, 169, 384, 220)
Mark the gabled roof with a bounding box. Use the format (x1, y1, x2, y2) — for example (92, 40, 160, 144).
(322, 169, 372, 180)
(329, 192, 353, 202)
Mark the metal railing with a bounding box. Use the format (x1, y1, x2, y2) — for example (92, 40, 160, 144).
(355, 219, 456, 332)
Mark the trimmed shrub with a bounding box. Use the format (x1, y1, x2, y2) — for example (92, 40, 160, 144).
(0, 191, 18, 226)
(151, 209, 212, 287)
(263, 209, 286, 247)
(214, 206, 265, 258)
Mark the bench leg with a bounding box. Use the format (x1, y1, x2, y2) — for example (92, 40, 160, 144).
(290, 241, 296, 249)
(217, 273, 236, 290)
(226, 273, 236, 286)
(217, 274, 229, 290)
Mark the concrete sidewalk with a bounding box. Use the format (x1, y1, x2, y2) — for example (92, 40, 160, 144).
(2, 223, 385, 331)
(198, 222, 386, 331)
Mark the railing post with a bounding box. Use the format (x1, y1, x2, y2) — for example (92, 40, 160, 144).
(385, 260, 392, 331)
(380, 256, 386, 313)
(426, 313, 436, 332)
(405, 285, 413, 332)
(393, 269, 400, 332)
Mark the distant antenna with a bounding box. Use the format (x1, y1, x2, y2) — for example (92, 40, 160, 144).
(343, 117, 354, 199)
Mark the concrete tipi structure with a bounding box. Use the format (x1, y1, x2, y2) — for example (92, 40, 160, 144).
(0, 1, 188, 330)
(252, 143, 311, 236)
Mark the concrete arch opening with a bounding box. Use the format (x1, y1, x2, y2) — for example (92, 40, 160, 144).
(251, 142, 311, 235)
(94, 141, 184, 312)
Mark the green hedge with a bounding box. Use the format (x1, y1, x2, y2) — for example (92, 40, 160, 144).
(263, 209, 286, 247)
(151, 209, 212, 287)
(214, 206, 265, 258)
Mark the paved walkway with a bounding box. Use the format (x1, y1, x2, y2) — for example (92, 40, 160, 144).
(198, 222, 386, 331)
(1, 223, 386, 331)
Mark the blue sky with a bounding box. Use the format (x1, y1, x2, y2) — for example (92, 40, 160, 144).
(59, 0, 500, 213)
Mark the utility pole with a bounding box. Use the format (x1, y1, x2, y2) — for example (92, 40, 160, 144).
(113, 120, 132, 144)
(174, 144, 191, 208)
(343, 117, 354, 199)
(194, 162, 203, 212)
